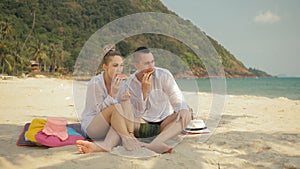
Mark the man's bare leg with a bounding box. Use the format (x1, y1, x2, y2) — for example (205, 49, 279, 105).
(145, 113, 182, 153)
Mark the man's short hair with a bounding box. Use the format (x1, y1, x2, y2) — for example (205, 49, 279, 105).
(134, 46, 150, 53)
(134, 46, 151, 63)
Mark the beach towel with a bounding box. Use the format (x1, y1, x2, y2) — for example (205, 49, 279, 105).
(67, 123, 84, 136)
(25, 118, 47, 143)
(35, 127, 84, 147)
(16, 123, 37, 146)
(17, 122, 85, 147)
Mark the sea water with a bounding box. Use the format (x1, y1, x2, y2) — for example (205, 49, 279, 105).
(176, 77, 300, 100)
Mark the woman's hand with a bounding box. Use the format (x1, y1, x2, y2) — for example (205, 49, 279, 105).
(120, 90, 131, 101)
(110, 75, 123, 98)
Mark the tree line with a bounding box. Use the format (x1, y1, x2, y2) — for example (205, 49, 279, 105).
(0, 0, 270, 78)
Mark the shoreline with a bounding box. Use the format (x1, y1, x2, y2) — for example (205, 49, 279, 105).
(177, 77, 300, 100)
(5, 75, 300, 100)
(1, 77, 299, 169)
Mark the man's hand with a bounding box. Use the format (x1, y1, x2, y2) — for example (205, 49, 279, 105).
(141, 72, 152, 100)
(176, 109, 192, 129)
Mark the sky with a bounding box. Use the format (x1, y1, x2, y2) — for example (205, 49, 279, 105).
(160, 0, 300, 77)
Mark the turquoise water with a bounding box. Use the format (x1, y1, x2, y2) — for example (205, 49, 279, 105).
(176, 78, 300, 100)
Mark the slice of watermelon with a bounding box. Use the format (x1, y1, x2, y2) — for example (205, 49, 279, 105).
(136, 68, 155, 81)
(116, 74, 127, 79)
(143, 68, 154, 74)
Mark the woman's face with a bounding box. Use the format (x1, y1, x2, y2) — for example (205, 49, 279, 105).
(103, 55, 123, 79)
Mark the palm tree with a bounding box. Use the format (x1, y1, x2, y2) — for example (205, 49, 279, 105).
(32, 40, 41, 63)
(0, 20, 19, 75)
(49, 43, 64, 72)
(22, 10, 35, 50)
(0, 42, 11, 74)
(0, 51, 13, 75)
(55, 43, 64, 71)
(40, 50, 48, 72)
(0, 20, 13, 40)
(11, 43, 30, 75)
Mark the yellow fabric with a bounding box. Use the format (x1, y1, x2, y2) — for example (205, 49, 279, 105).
(25, 118, 47, 142)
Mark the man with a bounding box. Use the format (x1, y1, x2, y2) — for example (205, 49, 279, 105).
(123, 46, 191, 153)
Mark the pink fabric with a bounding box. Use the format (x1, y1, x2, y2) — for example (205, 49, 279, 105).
(35, 131, 84, 147)
(42, 118, 68, 141)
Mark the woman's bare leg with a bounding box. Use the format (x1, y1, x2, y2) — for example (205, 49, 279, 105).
(76, 140, 108, 154)
(76, 127, 120, 154)
(86, 105, 115, 139)
(84, 103, 141, 152)
(111, 103, 141, 151)
(78, 105, 121, 154)
(119, 100, 135, 135)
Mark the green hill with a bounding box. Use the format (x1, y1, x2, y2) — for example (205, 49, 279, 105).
(248, 67, 272, 77)
(0, 0, 271, 78)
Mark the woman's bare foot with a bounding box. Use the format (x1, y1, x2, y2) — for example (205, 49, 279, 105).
(121, 136, 142, 151)
(76, 140, 109, 154)
(144, 142, 173, 154)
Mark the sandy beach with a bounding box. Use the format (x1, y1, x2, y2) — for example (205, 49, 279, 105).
(0, 77, 299, 169)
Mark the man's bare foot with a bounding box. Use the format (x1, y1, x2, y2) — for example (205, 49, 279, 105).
(76, 140, 109, 154)
(144, 142, 173, 154)
(121, 136, 142, 151)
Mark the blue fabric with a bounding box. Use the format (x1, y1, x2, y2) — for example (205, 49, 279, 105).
(67, 127, 82, 136)
(16, 123, 37, 146)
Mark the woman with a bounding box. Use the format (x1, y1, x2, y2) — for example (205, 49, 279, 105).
(76, 46, 140, 153)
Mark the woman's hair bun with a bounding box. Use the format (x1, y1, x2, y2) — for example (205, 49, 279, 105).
(103, 44, 116, 55)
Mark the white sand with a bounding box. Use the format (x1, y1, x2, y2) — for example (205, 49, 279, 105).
(0, 77, 299, 169)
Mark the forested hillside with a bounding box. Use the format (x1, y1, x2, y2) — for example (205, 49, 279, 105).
(0, 0, 271, 78)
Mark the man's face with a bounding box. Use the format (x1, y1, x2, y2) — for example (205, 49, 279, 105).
(135, 52, 155, 71)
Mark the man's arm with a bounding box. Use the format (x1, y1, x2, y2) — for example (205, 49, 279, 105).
(162, 70, 191, 128)
(176, 109, 191, 129)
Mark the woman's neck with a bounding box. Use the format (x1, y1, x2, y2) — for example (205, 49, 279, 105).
(103, 72, 111, 90)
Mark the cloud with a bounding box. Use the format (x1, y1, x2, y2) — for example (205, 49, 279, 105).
(254, 11, 281, 24)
